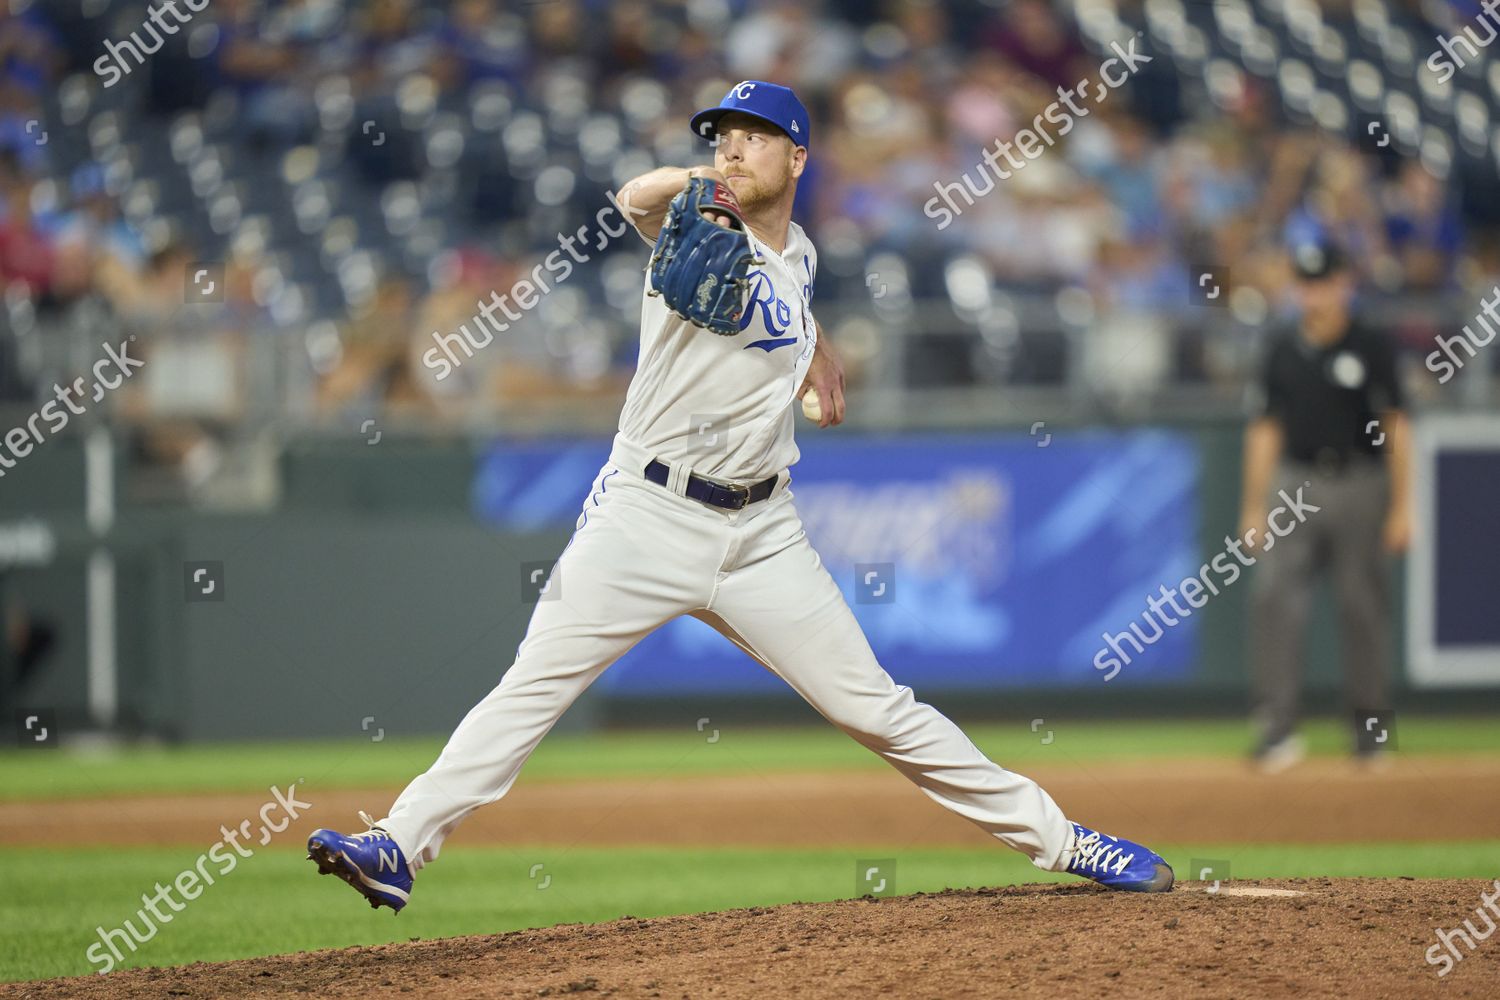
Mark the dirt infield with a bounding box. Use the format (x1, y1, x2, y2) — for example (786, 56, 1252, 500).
(4, 757, 1498, 849)
(6, 879, 1497, 999)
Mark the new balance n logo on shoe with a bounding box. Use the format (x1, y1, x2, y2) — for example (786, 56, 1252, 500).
(308, 816, 413, 912)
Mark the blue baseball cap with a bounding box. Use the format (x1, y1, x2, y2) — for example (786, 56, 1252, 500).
(690, 81, 810, 150)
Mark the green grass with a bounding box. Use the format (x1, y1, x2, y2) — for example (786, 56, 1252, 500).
(7, 716, 1497, 983)
(4, 840, 1495, 983)
(6, 715, 1500, 802)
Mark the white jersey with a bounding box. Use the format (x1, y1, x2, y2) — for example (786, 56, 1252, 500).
(615, 219, 819, 483)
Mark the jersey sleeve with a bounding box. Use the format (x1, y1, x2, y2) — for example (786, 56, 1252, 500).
(1252, 335, 1286, 421)
(1365, 327, 1405, 412)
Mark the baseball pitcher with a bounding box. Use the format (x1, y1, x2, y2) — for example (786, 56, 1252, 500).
(308, 81, 1173, 912)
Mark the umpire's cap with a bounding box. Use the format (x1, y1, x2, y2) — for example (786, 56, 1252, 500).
(1290, 240, 1348, 280)
(690, 81, 810, 149)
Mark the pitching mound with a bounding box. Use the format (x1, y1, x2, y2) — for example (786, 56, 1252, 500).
(7, 879, 1496, 999)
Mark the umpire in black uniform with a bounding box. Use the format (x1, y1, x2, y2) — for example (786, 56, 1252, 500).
(1239, 241, 1411, 770)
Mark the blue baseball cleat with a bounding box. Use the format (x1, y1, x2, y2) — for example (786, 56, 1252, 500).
(307, 811, 413, 912)
(1064, 822, 1174, 893)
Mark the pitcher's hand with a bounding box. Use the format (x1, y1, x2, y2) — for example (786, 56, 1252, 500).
(797, 338, 846, 428)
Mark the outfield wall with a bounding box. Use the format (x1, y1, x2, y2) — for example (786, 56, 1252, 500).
(5, 419, 1484, 743)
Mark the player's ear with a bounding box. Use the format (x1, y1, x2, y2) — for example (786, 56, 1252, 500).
(789, 144, 807, 180)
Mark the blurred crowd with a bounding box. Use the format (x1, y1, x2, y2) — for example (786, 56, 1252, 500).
(0, 0, 1495, 491)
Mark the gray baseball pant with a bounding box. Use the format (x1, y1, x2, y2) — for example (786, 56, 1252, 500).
(1249, 459, 1392, 746)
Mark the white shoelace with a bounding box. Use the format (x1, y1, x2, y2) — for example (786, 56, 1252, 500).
(1071, 830, 1135, 876)
(351, 810, 384, 842)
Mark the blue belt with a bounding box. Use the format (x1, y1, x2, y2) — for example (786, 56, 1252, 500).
(644, 459, 778, 511)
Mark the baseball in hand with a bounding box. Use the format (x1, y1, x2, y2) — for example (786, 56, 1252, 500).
(800, 389, 823, 422)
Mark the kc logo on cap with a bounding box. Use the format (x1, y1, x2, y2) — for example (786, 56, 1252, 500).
(690, 80, 811, 150)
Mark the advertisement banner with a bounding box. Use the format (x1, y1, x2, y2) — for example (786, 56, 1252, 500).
(474, 431, 1200, 693)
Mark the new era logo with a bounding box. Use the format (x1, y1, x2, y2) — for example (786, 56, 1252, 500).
(790, 120, 800, 133)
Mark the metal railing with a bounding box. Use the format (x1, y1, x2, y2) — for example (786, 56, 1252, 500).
(1, 287, 1492, 452)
